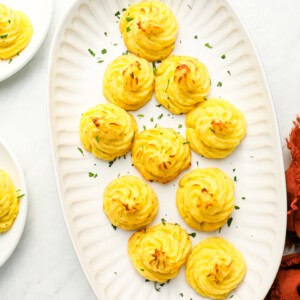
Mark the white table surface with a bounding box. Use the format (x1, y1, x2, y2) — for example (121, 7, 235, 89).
(0, 0, 299, 299)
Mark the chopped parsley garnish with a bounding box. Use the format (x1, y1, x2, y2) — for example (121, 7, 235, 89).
(227, 70, 231, 76)
(156, 104, 162, 108)
(196, 161, 199, 167)
(178, 124, 183, 129)
(188, 232, 196, 238)
(143, 125, 146, 131)
(194, 35, 198, 39)
(221, 54, 226, 59)
(115, 11, 120, 18)
(160, 283, 165, 287)
(145, 279, 150, 282)
(218, 227, 222, 233)
(140, 268, 144, 271)
(205, 42, 213, 49)
(217, 81, 223, 87)
(126, 27, 131, 32)
(233, 176, 237, 182)
(165, 79, 170, 93)
(97, 60, 104, 63)
(161, 218, 166, 225)
(88, 172, 98, 178)
(8, 20, 11, 24)
(0, 34, 8, 39)
(17, 194, 25, 199)
(8, 58, 12, 64)
(104, 32, 108, 36)
(180, 293, 184, 297)
(101, 48, 107, 54)
(126, 17, 134, 22)
(242, 196, 246, 200)
(131, 132, 135, 143)
(88, 48, 95, 57)
(118, 173, 121, 178)
(229, 296, 234, 299)
(187, 4, 192, 9)
(233, 168, 236, 172)
(77, 147, 84, 156)
(111, 224, 117, 230)
(122, 50, 129, 55)
(95, 136, 99, 142)
(183, 141, 190, 145)
(109, 158, 117, 167)
(150, 117, 154, 122)
(227, 217, 233, 227)
(209, 128, 215, 133)
(152, 62, 157, 74)
(137, 114, 144, 118)
(122, 8, 127, 12)
(158, 113, 163, 120)
(235, 206, 240, 210)
(154, 282, 161, 292)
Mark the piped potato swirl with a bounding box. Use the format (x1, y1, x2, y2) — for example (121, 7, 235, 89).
(176, 168, 234, 231)
(103, 55, 154, 111)
(0, 4, 33, 60)
(79, 103, 138, 161)
(132, 127, 191, 183)
(128, 223, 192, 282)
(120, 0, 178, 61)
(186, 237, 246, 299)
(103, 176, 158, 230)
(0, 170, 19, 233)
(155, 56, 211, 114)
(186, 99, 247, 159)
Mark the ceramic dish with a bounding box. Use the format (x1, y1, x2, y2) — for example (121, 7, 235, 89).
(0, 0, 53, 82)
(0, 138, 27, 267)
(48, 0, 286, 299)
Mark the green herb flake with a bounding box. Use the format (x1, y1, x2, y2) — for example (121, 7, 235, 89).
(235, 206, 240, 210)
(242, 196, 246, 200)
(180, 293, 184, 297)
(218, 227, 222, 233)
(97, 60, 104, 63)
(178, 124, 183, 129)
(227, 70, 231, 76)
(156, 104, 162, 108)
(154, 282, 161, 292)
(188, 232, 196, 238)
(137, 114, 144, 118)
(150, 117, 154, 122)
(77, 147, 84, 156)
(234, 176, 237, 182)
(122, 50, 129, 55)
(233, 168, 236, 172)
(221, 54, 226, 59)
(8, 58, 12, 64)
(126, 27, 131, 32)
(114, 271, 117, 275)
(227, 217, 233, 227)
(95, 136, 100, 142)
(161, 218, 166, 225)
(0, 34, 8, 39)
(115, 11, 120, 18)
(229, 296, 234, 299)
(126, 17, 134, 22)
(17, 194, 25, 199)
(217, 81, 223, 87)
(187, 4, 192, 9)
(88, 172, 98, 178)
(104, 32, 108, 36)
(165, 79, 170, 93)
(160, 283, 165, 287)
(143, 125, 146, 131)
(109, 158, 117, 167)
(111, 224, 117, 230)
(140, 268, 144, 272)
(88, 48, 95, 57)
(194, 35, 198, 39)
(8, 20, 11, 24)
(145, 279, 150, 282)
(158, 113, 163, 120)
(205, 42, 213, 49)
(101, 48, 107, 54)
(209, 128, 216, 133)
(196, 161, 199, 167)
(183, 141, 190, 145)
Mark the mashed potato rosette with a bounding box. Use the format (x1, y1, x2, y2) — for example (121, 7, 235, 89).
(132, 127, 191, 183)
(176, 168, 234, 231)
(128, 223, 192, 282)
(155, 56, 211, 114)
(0, 170, 20, 233)
(120, 1, 178, 61)
(186, 99, 247, 159)
(0, 4, 33, 60)
(103, 176, 158, 230)
(103, 55, 154, 111)
(186, 237, 246, 299)
(80, 103, 138, 161)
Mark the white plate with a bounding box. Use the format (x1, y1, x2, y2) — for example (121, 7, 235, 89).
(48, 0, 286, 299)
(0, 0, 53, 82)
(0, 139, 27, 267)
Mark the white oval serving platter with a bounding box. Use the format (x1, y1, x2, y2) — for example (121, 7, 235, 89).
(0, 0, 53, 82)
(0, 138, 27, 267)
(48, 0, 287, 299)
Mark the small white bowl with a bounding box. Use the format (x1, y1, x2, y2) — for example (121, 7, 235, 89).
(0, 138, 28, 267)
(0, 0, 53, 82)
